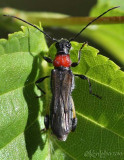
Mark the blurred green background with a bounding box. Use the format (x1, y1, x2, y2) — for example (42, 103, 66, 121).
(0, 0, 96, 39)
(0, 0, 96, 16)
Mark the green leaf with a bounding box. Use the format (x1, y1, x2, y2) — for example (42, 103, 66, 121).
(0, 26, 48, 159)
(0, 25, 124, 160)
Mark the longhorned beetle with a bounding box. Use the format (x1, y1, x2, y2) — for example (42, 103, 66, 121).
(3, 6, 119, 141)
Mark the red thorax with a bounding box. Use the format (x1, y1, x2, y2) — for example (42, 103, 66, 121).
(53, 54, 71, 67)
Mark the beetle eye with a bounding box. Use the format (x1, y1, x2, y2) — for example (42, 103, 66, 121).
(66, 43, 71, 48)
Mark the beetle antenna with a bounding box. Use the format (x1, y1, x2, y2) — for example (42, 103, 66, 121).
(69, 6, 120, 41)
(3, 14, 57, 42)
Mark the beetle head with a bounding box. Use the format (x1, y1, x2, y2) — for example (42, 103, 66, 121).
(55, 38, 71, 55)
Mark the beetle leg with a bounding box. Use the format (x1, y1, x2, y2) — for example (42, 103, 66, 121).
(74, 74, 101, 99)
(41, 114, 49, 132)
(43, 56, 53, 63)
(35, 76, 50, 97)
(71, 42, 88, 67)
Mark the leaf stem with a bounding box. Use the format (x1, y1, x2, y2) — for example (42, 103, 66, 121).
(27, 17, 124, 26)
